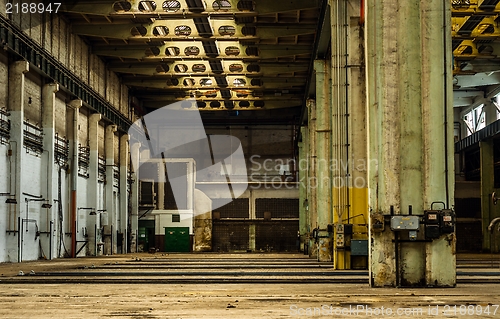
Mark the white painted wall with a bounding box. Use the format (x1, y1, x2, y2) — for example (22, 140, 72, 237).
(0, 143, 9, 262)
(0, 14, 131, 262)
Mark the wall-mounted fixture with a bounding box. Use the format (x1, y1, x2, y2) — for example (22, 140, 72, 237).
(78, 207, 96, 215)
(5, 197, 17, 204)
(1, 193, 17, 204)
(25, 198, 52, 220)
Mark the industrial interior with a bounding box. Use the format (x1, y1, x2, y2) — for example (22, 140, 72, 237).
(2, 1, 500, 315)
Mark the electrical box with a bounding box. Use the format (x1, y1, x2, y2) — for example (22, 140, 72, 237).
(390, 216, 419, 230)
(336, 223, 353, 235)
(351, 240, 368, 256)
(371, 213, 385, 232)
(440, 210, 455, 234)
(335, 224, 353, 248)
(336, 233, 345, 248)
(424, 209, 455, 239)
(424, 210, 440, 239)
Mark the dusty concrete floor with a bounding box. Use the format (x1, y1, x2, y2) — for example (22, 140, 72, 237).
(0, 253, 499, 318)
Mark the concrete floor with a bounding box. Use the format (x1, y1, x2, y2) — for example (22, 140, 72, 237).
(0, 253, 499, 318)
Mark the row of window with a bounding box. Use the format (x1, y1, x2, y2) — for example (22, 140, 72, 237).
(152, 25, 251, 38)
(159, 45, 257, 57)
(120, 1, 250, 13)
(158, 63, 260, 74)
(165, 78, 261, 88)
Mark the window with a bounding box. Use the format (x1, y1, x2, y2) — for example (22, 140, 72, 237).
(172, 214, 181, 222)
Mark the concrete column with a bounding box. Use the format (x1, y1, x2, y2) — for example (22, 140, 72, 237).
(298, 126, 309, 252)
(68, 100, 82, 256)
(88, 113, 101, 255)
(480, 140, 496, 251)
(307, 99, 318, 258)
(41, 83, 59, 260)
(366, 0, 455, 287)
(422, 0, 456, 287)
(331, 0, 369, 270)
(8, 61, 29, 263)
(484, 101, 498, 126)
(130, 142, 140, 252)
(105, 124, 117, 254)
(315, 60, 332, 262)
(249, 224, 256, 251)
(119, 134, 129, 252)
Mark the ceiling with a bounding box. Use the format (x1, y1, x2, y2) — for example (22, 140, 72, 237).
(59, 0, 323, 125)
(452, 0, 500, 113)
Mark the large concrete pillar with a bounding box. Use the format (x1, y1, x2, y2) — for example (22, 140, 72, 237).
(68, 100, 82, 256)
(366, 0, 455, 287)
(315, 60, 333, 262)
(88, 113, 101, 255)
(8, 61, 29, 263)
(105, 124, 117, 254)
(119, 134, 129, 252)
(298, 126, 309, 252)
(307, 99, 318, 258)
(330, 0, 369, 270)
(480, 140, 498, 252)
(41, 83, 59, 260)
(130, 142, 140, 252)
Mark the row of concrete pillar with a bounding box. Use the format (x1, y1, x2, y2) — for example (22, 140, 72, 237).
(299, 0, 456, 287)
(7, 61, 136, 260)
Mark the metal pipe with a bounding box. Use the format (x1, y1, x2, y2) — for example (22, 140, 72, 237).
(71, 104, 79, 258)
(488, 217, 500, 232)
(22, 192, 42, 198)
(443, 0, 451, 209)
(20, 217, 24, 263)
(7, 141, 16, 231)
(71, 191, 76, 257)
(95, 224, 97, 256)
(17, 216, 21, 262)
(111, 225, 113, 255)
(395, 232, 399, 287)
(49, 221, 53, 260)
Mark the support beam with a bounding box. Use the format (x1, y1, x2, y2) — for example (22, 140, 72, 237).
(307, 99, 318, 258)
(130, 142, 141, 253)
(68, 100, 82, 256)
(8, 61, 29, 263)
(366, 0, 455, 287)
(315, 59, 332, 262)
(41, 83, 59, 260)
(119, 134, 129, 253)
(105, 124, 118, 254)
(257, 0, 320, 14)
(480, 140, 497, 252)
(88, 113, 101, 255)
(298, 126, 309, 252)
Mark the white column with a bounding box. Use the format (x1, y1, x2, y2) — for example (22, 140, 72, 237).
(41, 83, 59, 259)
(88, 113, 101, 255)
(119, 134, 129, 252)
(130, 142, 141, 252)
(8, 61, 29, 263)
(105, 124, 117, 254)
